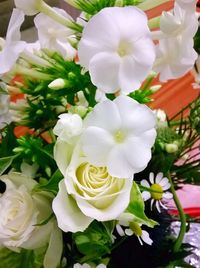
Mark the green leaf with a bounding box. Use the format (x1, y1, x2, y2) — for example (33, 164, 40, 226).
(126, 182, 158, 228)
(0, 155, 18, 175)
(0, 248, 45, 268)
(34, 169, 63, 193)
(73, 221, 113, 259)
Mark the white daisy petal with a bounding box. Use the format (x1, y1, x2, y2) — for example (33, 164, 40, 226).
(150, 199, 154, 210)
(141, 191, 151, 201)
(163, 192, 173, 199)
(159, 177, 169, 187)
(149, 172, 154, 184)
(125, 228, 134, 236)
(141, 230, 153, 245)
(155, 201, 161, 213)
(159, 200, 168, 210)
(116, 224, 125, 237)
(137, 236, 143, 246)
(162, 182, 171, 190)
(141, 179, 150, 188)
(155, 172, 164, 183)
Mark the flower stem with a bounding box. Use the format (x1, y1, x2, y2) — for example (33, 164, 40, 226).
(138, 0, 170, 11)
(167, 172, 186, 252)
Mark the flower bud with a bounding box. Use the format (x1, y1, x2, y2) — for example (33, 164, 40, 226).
(165, 143, 179, 153)
(48, 78, 69, 90)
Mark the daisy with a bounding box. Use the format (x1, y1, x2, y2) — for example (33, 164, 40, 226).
(116, 220, 153, 246)
(141, 172, 173, 212)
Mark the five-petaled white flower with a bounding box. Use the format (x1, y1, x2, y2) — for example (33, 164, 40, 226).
(78, 6, 155, 94)
(82, 95, 156, 178)
(141, 172, 173, 213)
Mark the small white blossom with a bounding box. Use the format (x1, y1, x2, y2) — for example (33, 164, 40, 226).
(78, 6, 155, 94)
(14, 0, 42, 15)
(82, 95, 156, 178)
(53, 113, 83, 144)
(154, 109, 168, 128)
(0, 94, 11, 129)
(141, 172, 173, 213)
(34, 8, 76, 60)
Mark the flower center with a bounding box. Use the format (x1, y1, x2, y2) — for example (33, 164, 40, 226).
(114, 130, 126, 143)
(117, 41, 132, 57)
(129, 222, 142, 237)
(150, 183, 163, 200)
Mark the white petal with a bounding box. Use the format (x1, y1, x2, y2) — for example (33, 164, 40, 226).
(162, 183, 171, 191)
(160, 177, 169, 187)
(141, 230, 153, 245)
(116, 224, 125, 236)
(52, 180, 93, 232)
(155, 172, 164, 184)
(159, 200, 168, 210)
(163, 192, 173, 199)
(84, 99, 121, 132)
(6, 9, 24, 42)
(149, 172, 154, 184)
(107, 146, 134, 178)
(155, 201, 161, 213)
(89, 52, 121, 93)
(141, 180, 150, 188)
(43, 221, 63, 268)
(141, 191, 151, 201)
(82, 127, 114, 166)
(150, 199, 154, 210)
(125, 228, 134, 236)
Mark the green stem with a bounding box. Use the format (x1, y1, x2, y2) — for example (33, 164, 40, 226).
(137, 0, 170, 11)
(167, 172, 186, 252)
(169, 119, 189, 127)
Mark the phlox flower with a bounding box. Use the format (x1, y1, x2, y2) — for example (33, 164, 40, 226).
(78, 6, 155, 94)
(34, 8, 76, 60)
(141, 172, 173, 213)
(82, 95, 156, 178)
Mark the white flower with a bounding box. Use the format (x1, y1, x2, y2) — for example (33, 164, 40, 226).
(34, 8, 76, 60)
(160, 3, 198, 39)
(0, 172, 62, 268)
(141, 172, 173, 212)
(154, 37, 197, 82)
(82, 95, 156, 178)
(116, 213, 153, 245)
(78, 6, 155, 94)
(53, 144, 133, 232)
(0, 9, 26, 74)
(14, 0, 42, 15)
(53, 113, 83, 144)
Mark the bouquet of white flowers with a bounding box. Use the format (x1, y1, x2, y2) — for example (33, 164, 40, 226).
(0, 0, 200, 267)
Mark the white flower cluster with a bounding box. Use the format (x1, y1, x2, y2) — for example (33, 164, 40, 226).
(52, 95, 156, 232)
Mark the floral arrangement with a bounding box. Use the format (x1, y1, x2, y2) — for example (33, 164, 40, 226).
(0, 0, 200, 267)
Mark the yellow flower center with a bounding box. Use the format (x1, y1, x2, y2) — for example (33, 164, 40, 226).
(114, 130, 126, 143)
(117, 41, 132, 57)
(150, 183, 163, 200)
(129, 222, 142, 237)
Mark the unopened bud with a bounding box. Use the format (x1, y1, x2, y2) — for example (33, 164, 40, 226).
(48, 78, 68, 90)
(165, 143, 178, 153)
(150, 85, 162, 93)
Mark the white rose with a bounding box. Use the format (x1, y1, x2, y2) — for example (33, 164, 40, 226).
(0, 172, 53, 249)
(53, 145, 133, 233)
(53, 113, 83, 143)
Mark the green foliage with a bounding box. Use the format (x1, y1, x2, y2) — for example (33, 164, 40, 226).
(0, 124, 17, 157)
(73, 221, 113, 261)
(194, 26, 200, 54)
(34, 169, 63, 194)
(0, 155, 18, 175)
(0, 248, 46, 268)
(74, 0, 143, 15)
(127, 182, 158, 228)
(129, 88, 154, 104)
